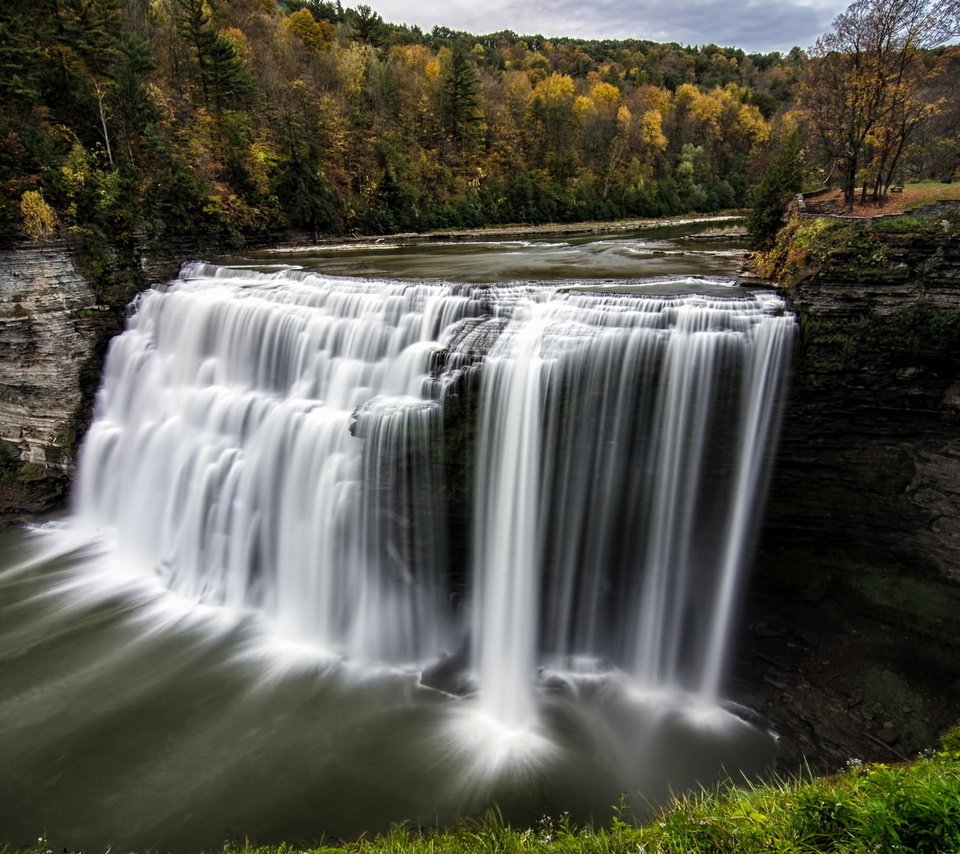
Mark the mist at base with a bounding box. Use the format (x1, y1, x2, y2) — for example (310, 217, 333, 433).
(0, 524, 777, 852)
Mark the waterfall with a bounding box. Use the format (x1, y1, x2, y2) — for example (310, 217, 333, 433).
(74, 264, 794, 721)
(75, 264, 478, 661)
(470, 289, 794, 711)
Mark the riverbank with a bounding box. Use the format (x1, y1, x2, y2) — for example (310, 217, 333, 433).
(252, 213, 748, 254)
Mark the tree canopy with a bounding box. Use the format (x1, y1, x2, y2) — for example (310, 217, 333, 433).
(0, 0, 955, 245)
(799, 0, 958, 207)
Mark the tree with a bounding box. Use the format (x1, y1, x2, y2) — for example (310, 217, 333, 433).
(800, 0, 951, 207)
(933, 0, 960, 38)
(346, 4, 384, 46)
(440, 48, 482, 152)
(281, 8, 335, 52)
(20, 190, 58, 240)
(528, 73, 580, 181)
(0, 10, 45, 105)
(175, 0, 252, 113)
(747, 129, 803, 248)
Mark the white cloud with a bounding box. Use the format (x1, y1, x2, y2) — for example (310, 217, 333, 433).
(370, 0, 851, 52)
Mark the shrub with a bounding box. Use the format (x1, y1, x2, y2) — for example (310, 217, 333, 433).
(19, 191, 58, 241)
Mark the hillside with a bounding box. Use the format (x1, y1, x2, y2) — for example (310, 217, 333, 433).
(1, 0, 807, 248)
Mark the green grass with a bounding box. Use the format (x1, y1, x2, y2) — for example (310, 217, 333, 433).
(896, 181, 960, 208)
(10, 727, 960, 854)
(752, 197, 960, 282)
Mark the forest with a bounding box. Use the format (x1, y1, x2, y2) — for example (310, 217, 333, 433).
(2, 0, 958, 248)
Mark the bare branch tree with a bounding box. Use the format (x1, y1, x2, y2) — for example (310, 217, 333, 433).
(800, 0, 953, 207)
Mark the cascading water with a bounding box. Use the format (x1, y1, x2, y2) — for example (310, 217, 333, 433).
(75, 264, 794, 708)
(470, 289, 795, 721)
(74, 264, 478, 661)
(1, 259, 798, 848)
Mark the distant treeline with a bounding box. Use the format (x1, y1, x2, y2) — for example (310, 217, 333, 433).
(1, 0, 956, 247)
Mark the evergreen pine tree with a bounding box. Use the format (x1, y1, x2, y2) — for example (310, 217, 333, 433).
(748, 130, 803, 249)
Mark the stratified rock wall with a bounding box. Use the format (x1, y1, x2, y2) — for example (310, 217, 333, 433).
(737, 215, 960, 771)
(762, 220, 960, 583)
(0, 243, 97, 463)
(0, 239, 186, 523)
(0, 243, 101, 518)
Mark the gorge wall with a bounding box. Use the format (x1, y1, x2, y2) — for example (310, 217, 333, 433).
(739, 209, 960, 770)
(0, 239, 180, 524)
(0, 243, 99, 519)
(763, 211, 960, 582)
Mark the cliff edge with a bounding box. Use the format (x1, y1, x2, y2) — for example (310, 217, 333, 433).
(739, 206, 960, 772)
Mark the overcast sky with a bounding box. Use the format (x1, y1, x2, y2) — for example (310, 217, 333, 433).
(369, 0, 852, 53)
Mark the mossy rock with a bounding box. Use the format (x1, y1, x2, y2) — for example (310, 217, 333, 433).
(763, 550, 960, 642)
(15, 462, 49, 483)
(861, 666, 929, 744)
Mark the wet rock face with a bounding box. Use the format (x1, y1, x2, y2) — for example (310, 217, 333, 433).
(738, 219, 960, 770)
(0, 243, 101, 520)
(762, 224, 960, 583)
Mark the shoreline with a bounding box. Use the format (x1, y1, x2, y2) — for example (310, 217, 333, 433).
(251, 212, 749, 255)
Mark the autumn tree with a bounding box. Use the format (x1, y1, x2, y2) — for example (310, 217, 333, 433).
(800, 0, 951, 207)
(281, 8, 336, 52)
(528, 73, 580, 181)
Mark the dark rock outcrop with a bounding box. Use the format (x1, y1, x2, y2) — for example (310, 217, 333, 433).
(764, 219, 960, 581)
(738, 212, 960, 772)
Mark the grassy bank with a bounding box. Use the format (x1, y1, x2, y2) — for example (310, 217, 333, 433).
(11, 728, 959, 854)
(751, 201, 960, 283)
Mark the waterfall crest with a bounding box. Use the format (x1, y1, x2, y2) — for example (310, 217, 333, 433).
(74, 264, 794, 713)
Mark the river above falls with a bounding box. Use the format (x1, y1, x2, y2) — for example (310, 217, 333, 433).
(235, 216, 751, 283)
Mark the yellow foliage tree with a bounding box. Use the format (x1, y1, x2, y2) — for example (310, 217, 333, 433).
(532, 72, 575, 104)
(281, 8, 335, 53)
(20, 191, 58, 242)
(529, 74, 580, 179)
(638, 109, 668, 153)
(591, 81, 621, 107)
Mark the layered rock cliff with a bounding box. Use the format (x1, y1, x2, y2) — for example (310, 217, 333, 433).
(738, 208, 960, 772)
(761, 210, 960, 583)
(0, 239, 183, 524)
(0, 243, 98, 519)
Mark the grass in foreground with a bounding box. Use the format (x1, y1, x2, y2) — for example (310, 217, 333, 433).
(11, 727, 960, 854)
